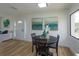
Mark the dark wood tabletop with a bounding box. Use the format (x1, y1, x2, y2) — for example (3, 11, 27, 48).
(35, 35, 57, 44)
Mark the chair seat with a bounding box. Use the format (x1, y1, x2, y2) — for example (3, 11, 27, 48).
(48, 44, 56, 48)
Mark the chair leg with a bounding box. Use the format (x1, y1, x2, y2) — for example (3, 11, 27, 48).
(32, 45, 34, 52)
(56, 48, 58, 56)
(36, 51, 37, 56)
(36, 46, 38, 56)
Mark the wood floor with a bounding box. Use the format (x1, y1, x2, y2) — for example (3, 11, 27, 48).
(0, 39, 75, 56)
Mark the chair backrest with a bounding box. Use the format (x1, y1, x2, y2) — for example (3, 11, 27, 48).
(56, 35, 60, 48)
(31, 33, 36, 39)
(36, 38, 48, 55)
(36, 38, 47, 46)
(31, 33, 36, 44)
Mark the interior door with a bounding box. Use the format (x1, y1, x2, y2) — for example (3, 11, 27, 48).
(15, 20, 25, 40)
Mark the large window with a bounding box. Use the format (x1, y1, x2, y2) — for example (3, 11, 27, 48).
(70, 9, 79, 39)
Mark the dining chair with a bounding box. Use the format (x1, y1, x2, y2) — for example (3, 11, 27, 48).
(35, 38, 53, 56)
(31, 33, 36, 52)
(48, 35, 60, 56)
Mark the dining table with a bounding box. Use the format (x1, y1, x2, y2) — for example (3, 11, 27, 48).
(35, 35, 57, 45)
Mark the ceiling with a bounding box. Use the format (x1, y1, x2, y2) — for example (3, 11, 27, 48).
(0, 3, 74, 15)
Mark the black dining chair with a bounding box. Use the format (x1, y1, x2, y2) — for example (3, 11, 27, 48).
(35, 38, 53, 56)
(35, 38, 48, 56)
(48, 35, 60, 56)
(31, 33, 36, 52)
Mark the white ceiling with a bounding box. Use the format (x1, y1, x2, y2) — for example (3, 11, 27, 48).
(0, 3, 75, 15)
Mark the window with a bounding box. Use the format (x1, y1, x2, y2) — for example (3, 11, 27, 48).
(70, 9, 79, 39)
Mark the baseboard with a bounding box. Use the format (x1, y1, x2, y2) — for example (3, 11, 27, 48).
(2, 39, 13, 42)
(12, 39, 32, 42)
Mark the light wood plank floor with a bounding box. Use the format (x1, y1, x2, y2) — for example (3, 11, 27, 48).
(0, 39, 75, 56)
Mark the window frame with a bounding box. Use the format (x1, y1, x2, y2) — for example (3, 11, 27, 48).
(70, 9, 79, 40)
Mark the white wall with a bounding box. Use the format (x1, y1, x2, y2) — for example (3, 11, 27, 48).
(0, 14, 17, 42)
(0, 13, 28, 42)
(19, 10, 68, 46)
(65, 4, 79, 53)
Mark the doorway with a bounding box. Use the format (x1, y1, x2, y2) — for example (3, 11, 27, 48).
(13, 20, 26, 40)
